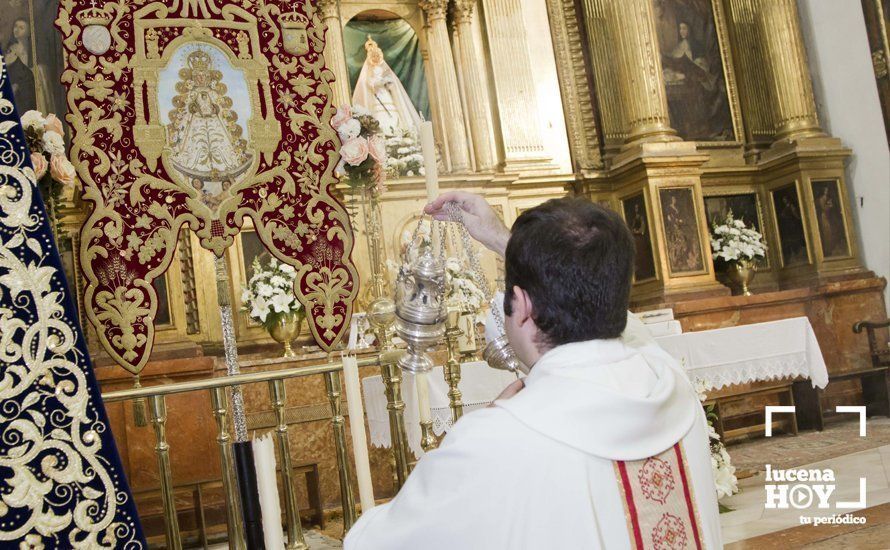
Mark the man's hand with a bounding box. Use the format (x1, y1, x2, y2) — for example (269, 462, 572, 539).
(489, 378, 525, 406)
(424, 191, 510, 258)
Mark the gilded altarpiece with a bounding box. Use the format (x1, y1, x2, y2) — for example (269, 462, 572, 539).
(56, 0, 358, 373)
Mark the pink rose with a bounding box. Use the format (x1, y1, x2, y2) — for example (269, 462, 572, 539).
(368, 134, 386, 164)
(30, 153, 48, 179)
(44, 114, 64, 136)
(331, 105, 352, 130)
(340, 137, 369, 166)
(50, 155, 77, 188)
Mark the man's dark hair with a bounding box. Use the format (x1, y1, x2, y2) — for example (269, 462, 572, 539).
(504, 197, 634, 346)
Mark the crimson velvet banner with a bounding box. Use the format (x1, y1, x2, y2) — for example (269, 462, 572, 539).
(56, 0, 358, 373)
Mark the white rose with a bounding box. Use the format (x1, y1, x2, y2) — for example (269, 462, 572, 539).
(42, 130, 65, 156)
(337, 118, 362, 141)
(21, 110, 45, 131)
(257, 283, 274, 298)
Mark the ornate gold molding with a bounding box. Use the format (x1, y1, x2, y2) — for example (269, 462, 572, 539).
(545, 0, 603, 171)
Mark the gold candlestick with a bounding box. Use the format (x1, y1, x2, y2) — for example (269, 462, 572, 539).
(443, 305, 464, 424)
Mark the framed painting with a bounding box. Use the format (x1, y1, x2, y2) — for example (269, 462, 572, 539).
(658, 187, 706, 275)
(811, 179, 851, 259)
(653, 0, 738, 142)
(1, 0, 68, 129)
(622, 193, 657, 282)
(771, 184, 810, 267)
(703, 192, 769, 267)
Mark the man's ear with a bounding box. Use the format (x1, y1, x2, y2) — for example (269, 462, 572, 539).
(511, 285, 534, 326)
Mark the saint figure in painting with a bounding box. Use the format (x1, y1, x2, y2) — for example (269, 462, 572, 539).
(352, 36, 421, 136)
(165, 49, 252, 204)
(6, 18, 37, 111)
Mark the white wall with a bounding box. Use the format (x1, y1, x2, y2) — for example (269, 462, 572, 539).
(798, 1, 890, 303)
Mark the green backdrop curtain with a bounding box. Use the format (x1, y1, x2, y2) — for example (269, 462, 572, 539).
(343, 18, 431, 121)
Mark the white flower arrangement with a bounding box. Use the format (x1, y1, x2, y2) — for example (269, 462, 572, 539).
(445, 257, 487, 324)
(695, 379, 739, 502)
(240, 257, 303, 330)
(384, 127, 426, 178)
(710, 211, 767, 264)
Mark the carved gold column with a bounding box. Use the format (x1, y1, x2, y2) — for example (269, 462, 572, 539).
(546, 0, 602, 171)
(609, 0, 676, 145)
(725, 0, 776, 154)
(482, 0, 554, 170)
(318, 0, 351, 107)
(420, 0, 471, 172)
(580, 0, 626, 155)
(453, 0, 495, 170)
(754, 0, 823, 141)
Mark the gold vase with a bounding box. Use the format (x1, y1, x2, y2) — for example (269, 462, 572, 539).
(268, 311, 303, 357)
(726, 259, 757, 297)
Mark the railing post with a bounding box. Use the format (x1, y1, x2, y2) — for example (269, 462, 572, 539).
(444, 307, 465, 424)
(149, 395, 182, 550)
(380, 361, 411, 486)
(325, 370, 357, 530)
(210, 387, 245, 549)
(270, 379, 308, 550)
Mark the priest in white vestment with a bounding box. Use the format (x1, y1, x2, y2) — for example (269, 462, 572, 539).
(345, 193, 722, 549)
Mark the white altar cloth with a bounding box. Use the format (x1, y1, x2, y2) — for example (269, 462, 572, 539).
(363, 317, 828, 456)
(655, 316, 829, 391)
(362, 362, 516, 458)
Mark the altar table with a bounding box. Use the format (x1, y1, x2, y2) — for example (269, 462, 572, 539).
(362, 317, 829, 455)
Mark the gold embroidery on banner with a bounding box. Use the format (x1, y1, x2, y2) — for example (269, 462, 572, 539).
(58, 0, 357, 372)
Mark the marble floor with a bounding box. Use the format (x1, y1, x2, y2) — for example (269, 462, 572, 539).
(720, 438, 890, 545)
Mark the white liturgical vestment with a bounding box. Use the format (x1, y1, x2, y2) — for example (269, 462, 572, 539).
(345, 315, 722, 549)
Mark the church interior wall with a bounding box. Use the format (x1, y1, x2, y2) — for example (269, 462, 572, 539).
(798, 0, 890, 304)
(520, 0, 573, 173)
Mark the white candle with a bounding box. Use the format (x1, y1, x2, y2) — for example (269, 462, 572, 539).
(415, 371, 433, 425)
(342, 354, 375, 512)
(420, 121, 439, 203)
(252, 434, 285, 550)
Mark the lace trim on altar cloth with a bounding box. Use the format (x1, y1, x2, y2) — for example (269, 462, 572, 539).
(0, 52, 145, 548)
(687, 351, 810, 391)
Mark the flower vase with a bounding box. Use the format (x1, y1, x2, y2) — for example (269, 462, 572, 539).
(726, 259, 757, 297)
(268, 311, 304, 357)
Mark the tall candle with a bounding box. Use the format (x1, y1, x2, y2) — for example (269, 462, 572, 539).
(420, 121, 439, 202)
(415, 371, 433, 425)
(342, 354, 375, 512)
(252, 434, 285, 549)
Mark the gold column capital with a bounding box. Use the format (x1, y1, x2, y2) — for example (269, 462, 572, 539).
(316, 0, 339, 20)
(452, 0, 476, 26)
(420, 0, 450, 22)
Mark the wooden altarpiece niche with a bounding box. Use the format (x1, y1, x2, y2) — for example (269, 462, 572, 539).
(57, 0, 358, 374)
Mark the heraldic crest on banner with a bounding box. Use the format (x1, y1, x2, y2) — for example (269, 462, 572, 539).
(56, 0, 358, 373)
(0, 50, 145, 548)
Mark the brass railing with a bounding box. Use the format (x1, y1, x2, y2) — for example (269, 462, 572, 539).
(102, 350, 406, 550)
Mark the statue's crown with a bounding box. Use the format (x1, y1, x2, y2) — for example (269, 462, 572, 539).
(77, 2, 112, 27)
(279, 9, 308, 29)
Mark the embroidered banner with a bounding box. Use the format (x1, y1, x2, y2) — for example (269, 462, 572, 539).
(56, 0, 358, 373)
(616, 443, 704, 550)
(0, 49, 145, 548)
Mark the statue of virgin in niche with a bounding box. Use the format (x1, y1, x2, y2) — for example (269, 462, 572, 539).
(351, 36, 421, 136)
(165, 48, 252, 210)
